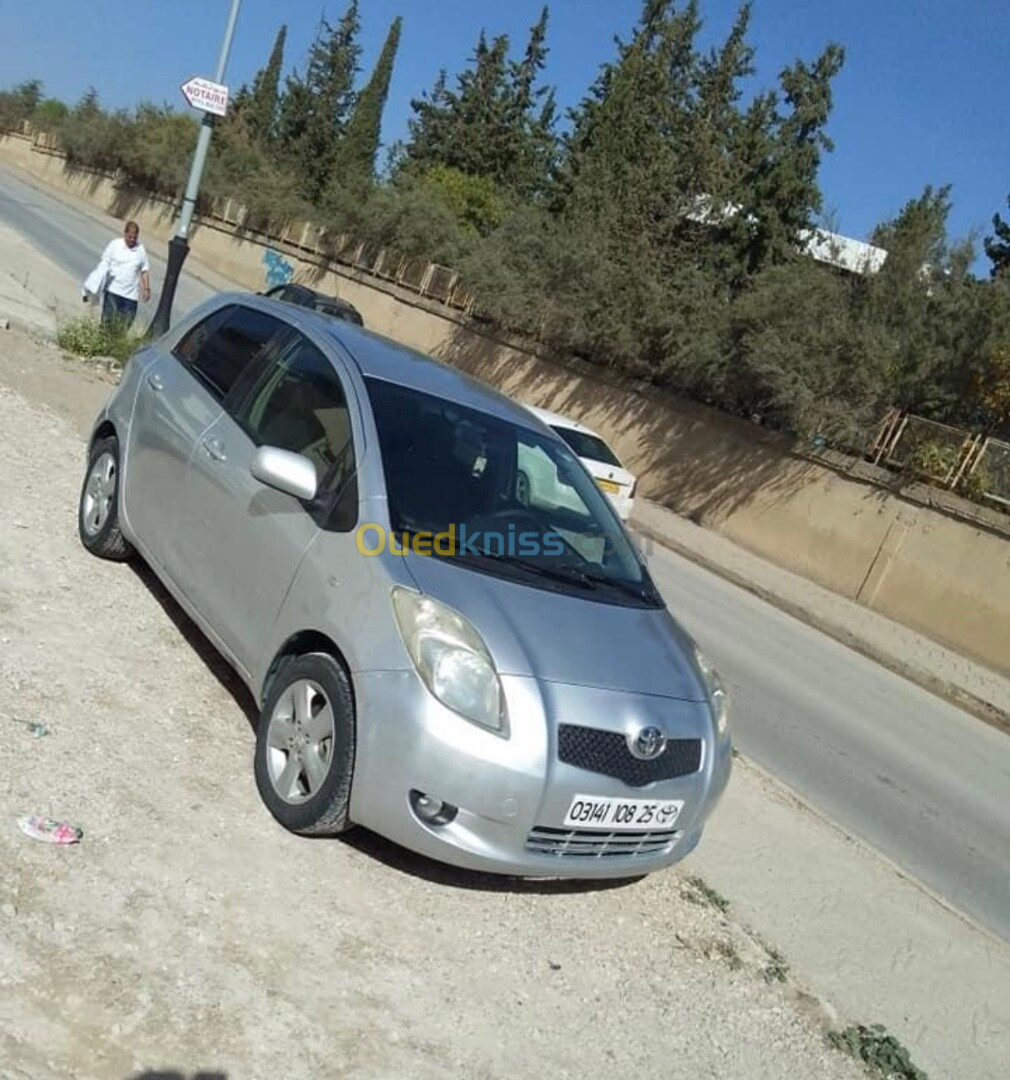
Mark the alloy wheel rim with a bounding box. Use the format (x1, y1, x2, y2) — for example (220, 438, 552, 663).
(266, 679, 336, 805)
(82, 451, 116, 536)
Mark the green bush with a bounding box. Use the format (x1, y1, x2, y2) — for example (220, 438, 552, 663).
(959, 462, 994, 503)
(57, 316, 136, 363)
(904, 438, 960, 483)
(829, 1024, 929, 1080)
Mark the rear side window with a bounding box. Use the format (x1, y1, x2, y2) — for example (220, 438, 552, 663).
(173, 305, 289, 402)
(173, 305, 232, 366)
(551, 424, 622, 468)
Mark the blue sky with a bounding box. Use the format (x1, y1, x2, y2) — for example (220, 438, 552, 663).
(2, 0, 1008, 271)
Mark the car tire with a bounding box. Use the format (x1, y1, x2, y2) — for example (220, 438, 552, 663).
(254, 653, 355, 836)
(78, 435, 133, 561)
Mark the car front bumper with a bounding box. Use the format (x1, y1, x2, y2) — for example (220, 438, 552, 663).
(349, 670, 732, 879)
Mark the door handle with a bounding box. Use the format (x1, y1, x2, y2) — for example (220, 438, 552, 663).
(202, 437, 227, 462)
(147, 373, 164, 391)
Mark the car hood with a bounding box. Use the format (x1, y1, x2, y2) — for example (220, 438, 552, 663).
(400, 551, 706, 702)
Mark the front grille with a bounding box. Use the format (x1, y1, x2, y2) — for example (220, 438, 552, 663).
(558, 723, 702, 787)
(526, 825, 680, 859)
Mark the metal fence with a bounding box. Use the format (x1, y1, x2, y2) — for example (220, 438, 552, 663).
(868, 409, 1008, 511)
(875, 413, 980, 486)
(973, 437, 1010, 508)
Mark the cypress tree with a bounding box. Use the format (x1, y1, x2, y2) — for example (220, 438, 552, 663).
(248, 24, 287, 148)
(329, 15, 402, 193)
(277, 1, 362, 201)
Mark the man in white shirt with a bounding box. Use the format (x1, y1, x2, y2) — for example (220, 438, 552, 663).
(85, 220, 151, 329)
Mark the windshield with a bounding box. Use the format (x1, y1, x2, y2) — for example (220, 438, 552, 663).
(365, 378, 660, 606)
(550, 424, 622, 468)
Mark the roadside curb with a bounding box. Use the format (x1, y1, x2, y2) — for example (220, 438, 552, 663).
(633, 520, 1010, 737)
(722, 753, 1008, 949)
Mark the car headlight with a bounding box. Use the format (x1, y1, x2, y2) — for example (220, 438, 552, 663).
(693, 645, 729, 738)
(392, 587, 506, 735)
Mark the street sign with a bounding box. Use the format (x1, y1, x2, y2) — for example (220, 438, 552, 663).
(180, 76, 229, 117)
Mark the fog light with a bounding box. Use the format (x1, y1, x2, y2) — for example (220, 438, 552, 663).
(409, 789, 458, 827)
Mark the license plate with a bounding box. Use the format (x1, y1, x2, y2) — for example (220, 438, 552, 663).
(563, 794, 684, 831)
(596, 478, 620, 495)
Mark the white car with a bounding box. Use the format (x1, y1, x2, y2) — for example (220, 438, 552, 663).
(524, 406, 637, 521)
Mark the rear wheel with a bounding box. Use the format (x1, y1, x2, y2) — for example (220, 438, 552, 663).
(78, 435, 132, 561)
(254, 653, 355, 836)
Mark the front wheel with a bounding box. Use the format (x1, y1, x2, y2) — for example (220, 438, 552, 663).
(78, 435, 132, 561)
(254, 653, 356, 836)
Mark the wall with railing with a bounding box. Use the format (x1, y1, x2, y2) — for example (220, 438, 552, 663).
(19, 121, 480, 315)
(8, 120, 1010, 514)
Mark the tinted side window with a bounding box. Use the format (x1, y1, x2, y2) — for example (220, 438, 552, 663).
(281, 286, 311, 306)
(173, 305, 233, 366)
(236, 332, 356, 500)
(176, 306, 288, 402)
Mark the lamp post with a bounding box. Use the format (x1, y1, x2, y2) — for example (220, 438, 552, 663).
(147, 0, 242, 338)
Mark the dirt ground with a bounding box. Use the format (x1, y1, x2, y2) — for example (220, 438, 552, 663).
(0, 335, 867, 1080)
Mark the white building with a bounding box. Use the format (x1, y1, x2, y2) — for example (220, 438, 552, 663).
(685, 195, 888, 275)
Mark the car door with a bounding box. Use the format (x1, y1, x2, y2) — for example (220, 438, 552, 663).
(123, 303, 287, 581)
(123, 304, 231, 569)
(170, 324, 359, 676)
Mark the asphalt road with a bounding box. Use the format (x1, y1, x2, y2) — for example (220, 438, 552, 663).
(647, 542, 1010, 941)
(1, 160, 1008, 943)
(0, 164, 217, 323)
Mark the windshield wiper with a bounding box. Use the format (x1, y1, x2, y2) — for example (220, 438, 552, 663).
(575, 564, 657, 603)
(487, 554, 657, 603)
(398, 531, 656, 603)
(462, 549, 599, 590)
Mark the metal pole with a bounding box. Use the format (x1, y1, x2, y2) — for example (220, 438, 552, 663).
(147, 0, 242, 338)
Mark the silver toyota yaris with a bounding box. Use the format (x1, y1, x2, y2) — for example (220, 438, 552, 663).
(78, 292, 732, 878)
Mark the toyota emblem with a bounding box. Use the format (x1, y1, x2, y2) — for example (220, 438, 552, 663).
(629, 725, 667, 761)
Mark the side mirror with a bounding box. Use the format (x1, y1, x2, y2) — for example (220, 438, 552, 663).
(251, 446, 318, 502)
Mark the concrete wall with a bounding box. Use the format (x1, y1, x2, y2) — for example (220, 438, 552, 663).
(2, 134, 1008, 675)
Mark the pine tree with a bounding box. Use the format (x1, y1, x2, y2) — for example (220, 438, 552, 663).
(248, 24, 287, 148)
(448, 32, 512, 178)
(866, 185, 971, 414)
(328, 16, 402, 195)
(558, 0, 705, 244)
(403, 17, 557, 199)
(505, 5, 557, 198)
(76, 87, 102, 120)
(277, 1, 362, 202)
(724, 42, 844, 276)
(984, 196, 1010, 280)
(404, 69, 452, 169)
(695, 3, 755, 198)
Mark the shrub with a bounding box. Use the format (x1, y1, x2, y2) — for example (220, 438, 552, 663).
(57, 316, 136, 363)
(829, 1024, 929, 1080)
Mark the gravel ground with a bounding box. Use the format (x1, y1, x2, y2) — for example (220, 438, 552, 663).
(0, 374, 867, 1079)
